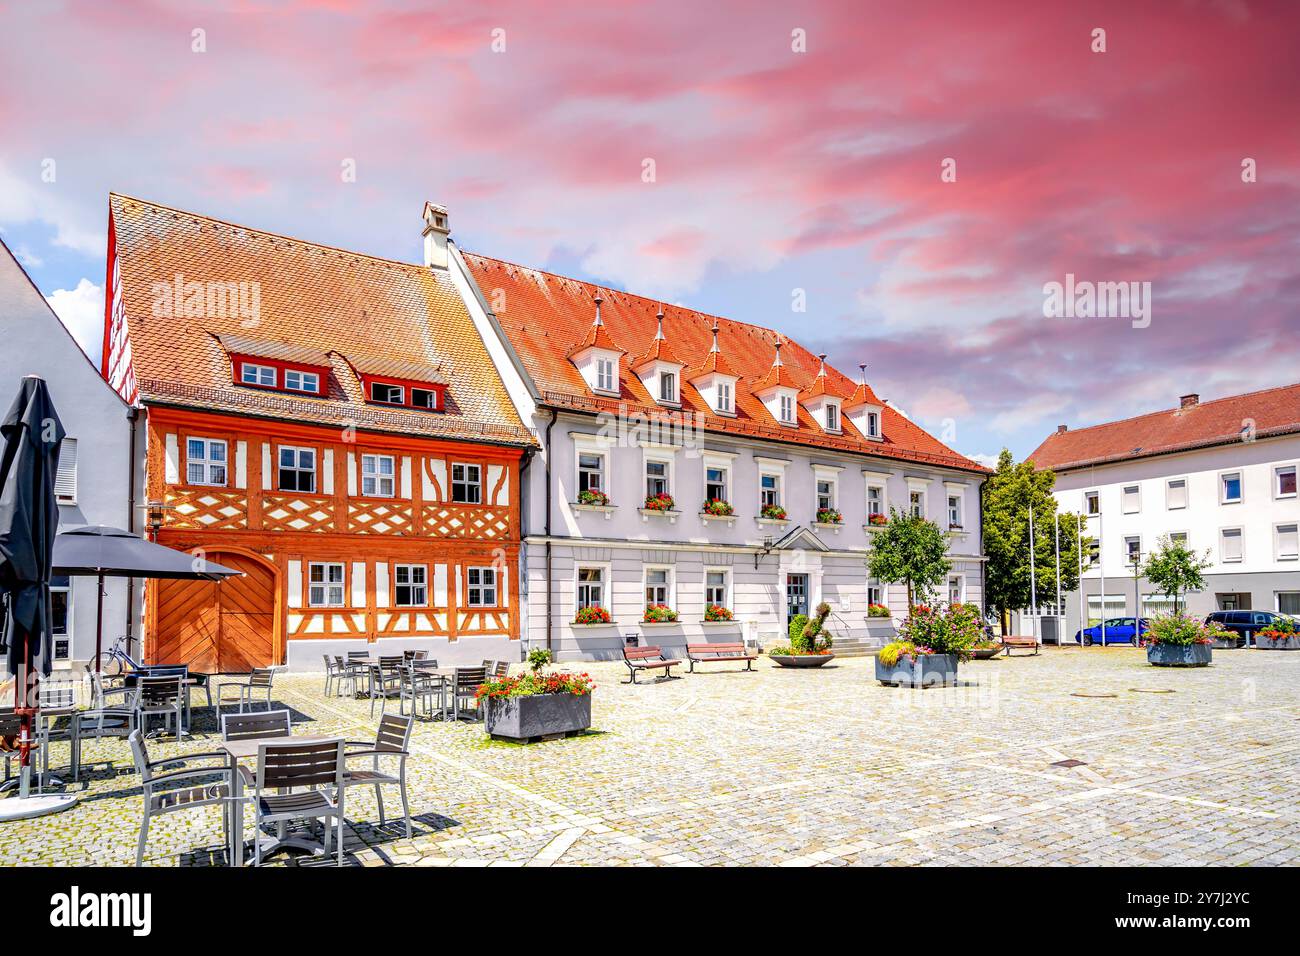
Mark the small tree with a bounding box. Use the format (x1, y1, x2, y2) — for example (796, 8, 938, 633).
(866, 509, 951, 612)
(1142, 535, 1212, 612)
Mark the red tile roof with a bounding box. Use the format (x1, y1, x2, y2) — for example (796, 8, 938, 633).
(109, 194, 533, 447)
(461, 252, 985, 473)
(1028, 383, 1300, 472)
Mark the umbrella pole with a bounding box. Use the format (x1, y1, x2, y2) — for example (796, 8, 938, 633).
(17, 631, 33, 799)
(94, 572, 105, 669)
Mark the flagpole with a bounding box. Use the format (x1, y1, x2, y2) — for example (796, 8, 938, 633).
(1028, 503, 1037, 644)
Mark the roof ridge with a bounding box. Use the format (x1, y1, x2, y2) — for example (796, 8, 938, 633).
(1048, 380, 1300, 439)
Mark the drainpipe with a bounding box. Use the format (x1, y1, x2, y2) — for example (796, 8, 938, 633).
(543, 409, 557, 654)
(125, 406, 139, 654)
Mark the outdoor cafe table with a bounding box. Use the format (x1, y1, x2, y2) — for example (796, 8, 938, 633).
(219, 733, 339, 866)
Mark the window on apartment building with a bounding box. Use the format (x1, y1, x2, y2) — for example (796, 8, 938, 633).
(1278, 592, 1300, 615)
(1276, 465, 1297, 499)
(54, 437, 77, 504)
(816, 479, 836, 513)
(1085, 538, 1100, 567)
(1124, 536, 1141, 564)
(909, 490, 924, 518)
(410, 388, 438, 410)
(1122, 485, 1141, 514)
(596, 357, 616, 393)
(1220, 527, 1243, 563)
(451, 463, 482, 504)
(1278, 523, 1299, 561)
(825, 403, 840, 432)
(393, 564, 427, 606)
(760, 473, 781, 508)
(278, 446, 316, 493)
(705, 466, 728, 503)
(779, 393, 794, 424)
(187, 438, 227, 486)
(50, 575, 71, 661)
(467, 567, 498, 607)
(645, 460, 669, 499)
(1085, 490, 1100, 515)
(578, 452, 605, 495)
(717, 381, 733, 414)
(866, 485, 884, 518)
(308, 562, 345, 607)
(1166, 478, 1188, 510)
(240, 362, 276, 387)
(284, 369, 319, 393)
(644, 567, 671, 607)
(948, 495, 962, 528)
(361, 454, 395, 497)
(370, 382, 404, 405)
(577, 568, 604, 609)
(1170, 531, 1189, 546)
(866, 411, 880, 438)
(659, 372, 677, 404)
(1221, 472, 1242, 504)
(705, 570, 728, 608)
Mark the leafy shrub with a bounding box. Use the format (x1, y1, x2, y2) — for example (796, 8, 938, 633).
(878, 640, 935, 667)
(896, 601, 981, 660)
(788, 613, 809, 644)
(526, 648, 553, 672)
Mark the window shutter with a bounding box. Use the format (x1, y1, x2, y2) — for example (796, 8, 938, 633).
(55, 437, 77, 502)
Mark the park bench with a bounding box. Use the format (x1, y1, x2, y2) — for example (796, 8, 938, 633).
(686, 642, 757, 673)
(622, 646, 682, 684)
(1001, 635, 1040, 657)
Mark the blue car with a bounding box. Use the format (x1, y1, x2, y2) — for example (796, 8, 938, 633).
(1074, 617, 1150, 646)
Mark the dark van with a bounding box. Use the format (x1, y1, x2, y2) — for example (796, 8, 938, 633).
(1204, 610, 1294, 648)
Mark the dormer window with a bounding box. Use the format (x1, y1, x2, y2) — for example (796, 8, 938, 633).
(826, 403, 840, 432)
(867, 411, 880, 438)
(241, 363, 276, 387)
(411, 388, 437, 409)
(221, 335, 330, 398)
(779, 393, 794, 424)
(659, 372, 677, 403)
(596, 357, 616, 393)
(371, 382, 404, 405)
(717, 381, 732, 414)
(284, 369, 319, 393)
(358, 367, 446, 412)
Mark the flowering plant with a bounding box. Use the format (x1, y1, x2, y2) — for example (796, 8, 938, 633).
(770, 602, 833, 655)
(642, 603, 679, 623)
(704, 604, 734, 622)
(877, 640, 935, 667)
(572, 605, 611, 625)
(948, 522, 964, 531)
(760, 503, 788, 520)
(702, 498, 734, 516)
(643, 492, 676, 512)
(1146, 612, 1228, 646)
(475, 670, 594, 702)
(867, 512, 888, 526)
(816, 508, 843, 524)
(896, 601, 981, 660)
(1257, 617, 1296, 643)
(577, 489, 610, 506)
(867, 603, 890, 618)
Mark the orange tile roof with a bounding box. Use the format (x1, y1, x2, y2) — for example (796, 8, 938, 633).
(109, 194, 533, 447)
(461, 252, 985, 473)
(1028, 383, 1300, 472)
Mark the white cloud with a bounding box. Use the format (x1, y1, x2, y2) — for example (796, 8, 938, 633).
(965, 451, 1002, 469)
(45, 278, 104, 366)
(14, 244, 43, 268)
(0, 162, 102, 256)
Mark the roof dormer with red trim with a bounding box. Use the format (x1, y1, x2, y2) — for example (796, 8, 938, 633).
(221, 333, 331, 398)
(752, 337, 801, 428)
(632, 307, 685, 407)
(799, 353, 852, 434)
(567, 294, 624, 398)
(688, 322, 739, 417)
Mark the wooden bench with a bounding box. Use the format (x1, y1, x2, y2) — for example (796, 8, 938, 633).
(1001, 635, 1040, 657)
(686, 642, 757, 673)
(622, 646, 682, 684)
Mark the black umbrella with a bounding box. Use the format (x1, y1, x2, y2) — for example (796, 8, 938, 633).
(0, 376, 64, 799)
(51, 525, 242, 667)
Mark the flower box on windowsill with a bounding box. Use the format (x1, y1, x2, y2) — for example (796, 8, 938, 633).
(813, 521, 842, 535)
(700, 512, 738, 527)
(640, 620, 682, 628)
(755, 516, 790, 528)
(638, 508, 681, 524)
(572, 502, 616, 520)
(700, 619, 740, 628)
(570, 621, 616, 629)
(864, 523, 886, 533)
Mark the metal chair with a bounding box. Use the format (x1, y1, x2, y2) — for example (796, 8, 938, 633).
(400, 662, 442, 719)
(249, 738, 347, 866)
(322, 654, 341, 697)
(218, 668, 276, 713)
(0, 707, 43, 792)
(72, 673, 138, 782)
(137, 675, 187, 740)
(129, 729, 234, 866)
(346, 651, 372, 697)
(368, 657, 404, 719)
(341, 713, 414, 837)
(221, 709, 292, 742)
(450, 667, 487, 722)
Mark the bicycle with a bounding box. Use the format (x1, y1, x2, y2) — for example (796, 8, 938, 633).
(93, 634, 142, 677)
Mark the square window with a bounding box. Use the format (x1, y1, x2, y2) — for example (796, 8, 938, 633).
(278, 446, 316, 493)
(644, 568, 670, 607)
(1221, 527, 1243, 563)
(411, 388, 437, 409)
(1085, 490, 1100, 515)
(1122, 485, 1140, 514)
(1124, 536, 1141, 563)
(1221, 472, 1242, 504)
(596, 357, 616, 393)
(1279, 524, 1299, 561)
(577, 567, 604, 609)
(451, 462, 482, 503)
(284, 369, 319, 393)
(241, 363, 276, 387)
(578, 452, 604, 494)
(646, 460, 669, 498)
(361, 454, 395, 497)
(909, 490, 924, 518)
(948, 494, 962, 527)
(867, 485, 884, 517)
(308, 562, 345, 607)
(705, 570, 728, 607)
(816, 479, 835, 512)
(370, 382, 404, 405)
(867, 579, 883, 606)
(760, 473, 781, 508)
(186, 438, 227, 486)
(1276, 466, 1297, 498)
(1166, 478, 1187, 510)
(467, 567, 497, 607)
(394, 564, 427, 606)
(705, 466, 727, 503)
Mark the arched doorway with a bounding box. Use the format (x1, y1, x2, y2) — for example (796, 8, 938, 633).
(152, 549, 278, 673)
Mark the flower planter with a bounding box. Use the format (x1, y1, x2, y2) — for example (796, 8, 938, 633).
(640, 620, 681, 628)
(769, 653, 835, 668)
(1255, 635, 1300, 650)
(968, 645, 1003, 660)
(875, 652, 959, 687)
(1147, 643, 1212, 667)
(483, 693, 592, 744)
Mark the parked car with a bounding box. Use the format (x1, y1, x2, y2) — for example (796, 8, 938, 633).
(1074, 617, 1150, 646)
(1204, 610, 1294, 648)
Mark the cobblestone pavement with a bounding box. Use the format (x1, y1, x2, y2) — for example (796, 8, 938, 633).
(3, 647, 1299, 867)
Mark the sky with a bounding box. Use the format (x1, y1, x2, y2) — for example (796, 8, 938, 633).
(2, 0, 1297, 467)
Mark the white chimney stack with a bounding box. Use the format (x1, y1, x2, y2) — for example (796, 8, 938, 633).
(422, 201, 450, 269)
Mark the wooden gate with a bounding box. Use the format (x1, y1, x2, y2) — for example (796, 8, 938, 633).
(151, 551, 277, 673)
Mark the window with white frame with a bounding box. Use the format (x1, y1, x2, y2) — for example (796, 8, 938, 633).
(50, 574, 71, 660)
(393, 564, 427, 606)
(947, 575, 964, 604)
(1085, 490, 1100, 514)
(578, 451, 605, 495)
(705, 465, 728, 503)
(1277, 523, 1299, 561)
(596, 357, 616, 393)
(278, 446, 316, 493)
(577, 567, 604, 609)
(240, 362, 276, 387)
(717, 381, 733, 414)
(909, 490, 924, 518)
(1221, 527, 1243, 563)
(1278, 592, 1300, 615)
(947, 494, 962, 528)
(1166, 478, 1188, 510)
(467, 567, 498, 606)
(1085, 538, 1100, 567)
(54, 437, 77, 503)
(361, 454, 395, 497)
(1122, 484, 1141, 514)
(1221, 472, 1242, 504)
(779, 393, 794, 424)
(645, 459, 670, 499)
(370, 382, 404, 405)
(705, 569, 728, 608)
(866, 485, 884, 518)
(186, 438, 227, 486)
(825, 403, 840, 432)
(411, 387, 438, 409)
(659, 372, 677, 404)
(760, 472, 782, 509)
(451, 462, 482, 503)
(1086, 594, 1126, 625)
(866, 411, 880, 437)
(867, 579, 883, 606)
(644, 567, 671, 608)
(284, 369, 319, 393)
(1124, 535, 1141, 564)
(1170, 531, 1189, 546)
(816, 478, 836, 512)
(1276, 465, 1297, 499)
(308, 562, 345, 607)
(1142, 593, 1176, 617)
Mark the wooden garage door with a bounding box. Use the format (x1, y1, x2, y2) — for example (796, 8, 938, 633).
(153, 552, 276, 673)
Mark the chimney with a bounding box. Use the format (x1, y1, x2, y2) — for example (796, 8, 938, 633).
(422, 202, 450, 269)
(1056, 424, 1068, 434)
(1180, 393, 1199, 409)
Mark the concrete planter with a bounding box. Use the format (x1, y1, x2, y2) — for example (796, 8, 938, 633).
(1147, 642, 1212, 667)
(484, 692, 592, 743)
(769, 653, 835, 668)
(875, 652, 959, 687)
(969, 645, 1003, 660)
(1255, 635, 1300, 650)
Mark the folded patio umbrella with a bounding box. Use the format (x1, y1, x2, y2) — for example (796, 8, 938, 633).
(51, 525, 242, 666)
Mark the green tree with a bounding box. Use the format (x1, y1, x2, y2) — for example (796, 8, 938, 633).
(1142, 534, 1212, 612)
(983, 449, 1087, 634)
(866, 510, 951, 611)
